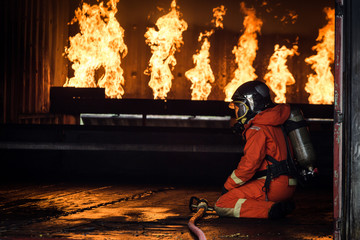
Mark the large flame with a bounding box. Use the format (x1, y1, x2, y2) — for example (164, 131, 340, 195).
(185, 6, 226, 100)
(64, 0, 128, 99)
(264, 44, 299, 103)
(304, 7, 335, 105)
(224, 2, 263, 101)
(144, 0, 188, 100)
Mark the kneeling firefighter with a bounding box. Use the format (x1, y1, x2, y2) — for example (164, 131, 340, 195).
(215, 80, 316, 219)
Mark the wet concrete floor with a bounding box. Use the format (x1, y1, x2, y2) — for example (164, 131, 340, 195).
(0, 182, 333, 240)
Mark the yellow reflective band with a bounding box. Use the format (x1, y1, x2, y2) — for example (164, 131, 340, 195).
(214, 206, 235, 217)
(231, 171, 244, 185)
(234, 199, 246, 218)
(289, 178, 297, 186)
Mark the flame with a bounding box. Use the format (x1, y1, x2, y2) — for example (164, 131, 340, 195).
(224, 2, 263, 101)
(63, 0, 128, 99)
(305, 7, 335, 105)
(185, 6, 226, 100)
(212, 5, 227, 29)
(144, 0, 188, 100)
(280, 10, 298, 24)
(264, 44, 299, 103)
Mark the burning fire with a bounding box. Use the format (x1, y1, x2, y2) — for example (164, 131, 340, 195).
(264, 44, 299, 103)
(224, 2, 263, 101)
(305, 7, 335, 105)
(144, 0, 188, 100)
(280, 10, 298, 24)
(212, 5, 227, 29)
(185, 6, 226, 100)
(63, 0, 128, 99)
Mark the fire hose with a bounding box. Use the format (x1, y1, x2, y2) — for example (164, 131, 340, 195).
(188, 196, 215, 240)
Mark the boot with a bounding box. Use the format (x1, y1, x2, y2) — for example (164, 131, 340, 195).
(268, 200, 296, 220)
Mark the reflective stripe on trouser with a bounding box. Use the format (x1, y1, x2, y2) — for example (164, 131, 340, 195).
(215, 176, 296, 219)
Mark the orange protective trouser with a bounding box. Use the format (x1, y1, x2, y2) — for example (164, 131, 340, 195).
(214, 175, 296, 219)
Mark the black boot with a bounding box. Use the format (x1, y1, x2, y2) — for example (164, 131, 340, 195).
(268, 201, 296, 220)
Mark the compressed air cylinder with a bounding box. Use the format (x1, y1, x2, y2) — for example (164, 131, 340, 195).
(285, 106, 317, 172)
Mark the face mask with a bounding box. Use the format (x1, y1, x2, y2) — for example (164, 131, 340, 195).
(229, 101, 249, 123)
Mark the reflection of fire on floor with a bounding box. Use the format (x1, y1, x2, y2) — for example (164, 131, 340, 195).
(0, 183, 333, 240)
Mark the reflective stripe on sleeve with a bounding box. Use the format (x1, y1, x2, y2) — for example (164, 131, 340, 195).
(249, 126, 261, 131)
(234, 199, 247, 218)
(231, 170, 244, 185)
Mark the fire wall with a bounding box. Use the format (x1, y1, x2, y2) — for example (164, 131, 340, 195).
(1, 0, 334, 124)
(65, 0, 334, 102)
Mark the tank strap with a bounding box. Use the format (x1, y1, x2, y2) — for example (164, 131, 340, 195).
(284, 119, 308, 133)
(280, 125, 300, 179)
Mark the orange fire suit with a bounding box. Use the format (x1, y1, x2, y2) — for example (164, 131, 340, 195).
(215, 104, 297, 219)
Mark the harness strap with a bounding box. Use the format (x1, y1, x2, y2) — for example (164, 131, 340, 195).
(253, 125, 296, 201)
(284, 119, 308, 133)
(251, 156, 289, 180)
(281, 125, 294, 172)
(252, 157, 292, 201)
(251, 169, 267, 179)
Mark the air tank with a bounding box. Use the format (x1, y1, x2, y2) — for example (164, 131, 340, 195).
(285, 106, 317, 175)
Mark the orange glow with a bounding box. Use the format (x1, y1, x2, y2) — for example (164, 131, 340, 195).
(280, 10, 298, 24)
(305, 7, 335, 105)
(212, 5, 227, 29)
(63, 0, 128, 99)
(224, 2, 263, 101)
(295, 235, 333, 240)
(185, 6, 226, 100)
(264, 44, 299, 103)
(144, 0, 188, 100)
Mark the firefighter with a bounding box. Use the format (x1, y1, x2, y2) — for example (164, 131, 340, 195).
(214, 80, 297, 219)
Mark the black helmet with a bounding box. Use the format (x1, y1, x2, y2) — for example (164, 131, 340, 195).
(229, 80, 273, 124)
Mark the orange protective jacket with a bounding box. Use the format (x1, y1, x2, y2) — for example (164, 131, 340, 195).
(224, 104, 291, 191)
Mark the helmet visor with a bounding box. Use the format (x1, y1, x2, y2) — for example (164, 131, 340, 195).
(229, 101, 249, 121)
